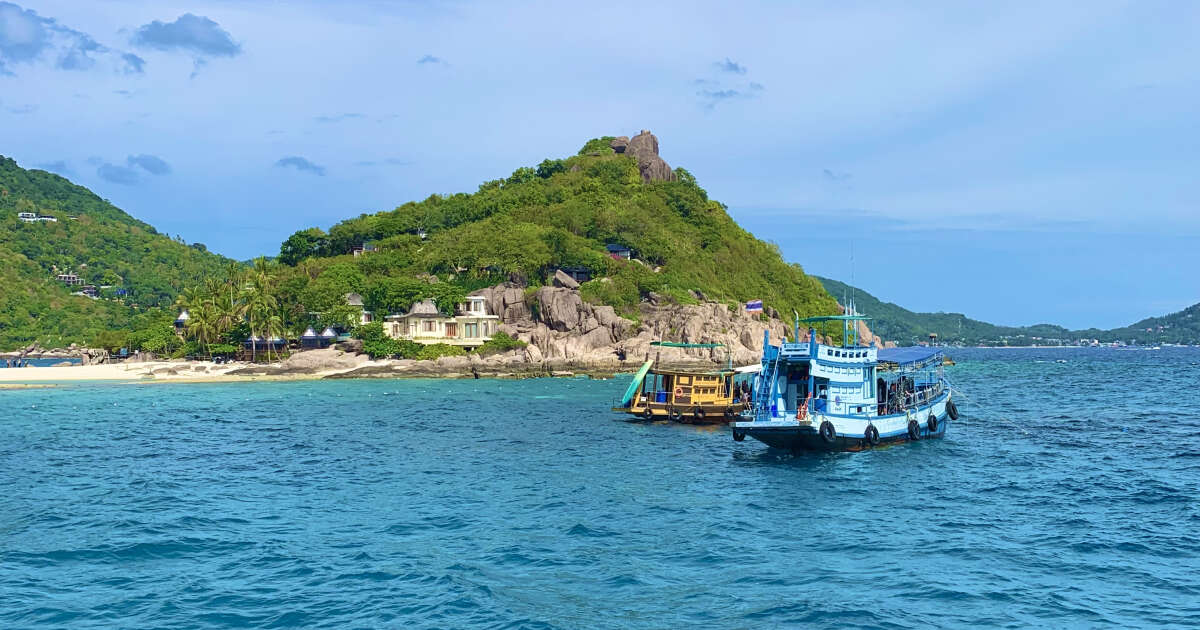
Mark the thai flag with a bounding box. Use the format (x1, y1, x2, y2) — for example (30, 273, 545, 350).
(745, 300, 763, 313)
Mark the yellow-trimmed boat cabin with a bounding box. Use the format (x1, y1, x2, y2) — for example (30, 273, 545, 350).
(613, 342, 748, 423)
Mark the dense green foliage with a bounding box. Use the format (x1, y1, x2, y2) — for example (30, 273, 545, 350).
(475, 331, 528, 357)
(0, 156, 234, 349)
(818, 276, 1200, 345)
(273, 139, 839, 328)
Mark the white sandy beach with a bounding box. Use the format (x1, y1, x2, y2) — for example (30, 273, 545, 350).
(0, 360, 346, 384)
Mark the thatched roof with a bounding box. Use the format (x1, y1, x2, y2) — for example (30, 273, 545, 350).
(407, 298, 441, 317)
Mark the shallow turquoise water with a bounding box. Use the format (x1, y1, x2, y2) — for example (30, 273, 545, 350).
(1, 347, 1197, 628)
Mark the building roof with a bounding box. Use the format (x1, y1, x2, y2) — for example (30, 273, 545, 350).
(407, 298, 442, 317)
(345, 292, 364, 307)
(176, 309, 190, 322)
(319, 327, 338, 338)
(606, 243, 630, 252)
(300, 327, 318, 338)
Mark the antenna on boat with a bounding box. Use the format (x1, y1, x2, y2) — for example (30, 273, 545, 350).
(850, 240, 856, 314)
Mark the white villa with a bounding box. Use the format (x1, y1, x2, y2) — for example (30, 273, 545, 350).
(18, 212, 58, 223)
(384, 295, 500, 349)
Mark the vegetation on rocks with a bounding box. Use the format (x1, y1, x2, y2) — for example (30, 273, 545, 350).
(271, 134, 839, 331)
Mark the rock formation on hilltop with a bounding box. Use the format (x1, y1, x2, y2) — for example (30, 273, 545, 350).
(611, 130, 676, 183)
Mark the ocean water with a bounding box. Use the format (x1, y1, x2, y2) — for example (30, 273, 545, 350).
(1, 347, 1197, 629)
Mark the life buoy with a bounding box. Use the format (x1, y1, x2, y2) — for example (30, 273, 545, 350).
(927, 414, 939, 433)
(673, 386, 683, 398)
(946, 400, 959, 420)
(732, 429, 746, 442)
(819, 420, 837, 443)
(907, 419, 921, 441)
(864, 424, 880, 446)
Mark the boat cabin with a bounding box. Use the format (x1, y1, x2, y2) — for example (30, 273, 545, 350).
(749, 315, 945, 422)
(613, 341, 748, 423)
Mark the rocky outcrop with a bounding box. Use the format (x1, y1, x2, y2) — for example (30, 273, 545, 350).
(80, 348, 109, 366)
(625, 130, 676, 183)
(473, 283, 531, 323)
(553, 269, 580, 289)
(610, 136, 629, 153)
(471, 277, 893, 367)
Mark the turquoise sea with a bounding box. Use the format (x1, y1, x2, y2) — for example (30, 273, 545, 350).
(1, 347, 1197, 628)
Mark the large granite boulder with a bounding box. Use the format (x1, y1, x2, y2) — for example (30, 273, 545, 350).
(473, 283, 531, 324)
(553, 269, 580, 289)
(610, 136, 629, 153)
(625, 130, 676, 183)
(535, 287, 584, 333)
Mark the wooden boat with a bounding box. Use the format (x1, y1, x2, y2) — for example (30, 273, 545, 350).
(612, 342, 749, 424)
(731, 313, 959, 452)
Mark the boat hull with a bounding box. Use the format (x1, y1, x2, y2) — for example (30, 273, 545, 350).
(736, 416, 949, 452)
(732, 392, 952, 452)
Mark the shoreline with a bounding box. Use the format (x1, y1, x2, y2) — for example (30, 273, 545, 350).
(0, 357, 649, 386)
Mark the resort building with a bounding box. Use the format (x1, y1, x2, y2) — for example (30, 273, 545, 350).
(56, 273, 82, 286)
(351, 243, 377, 257)
(383, 296, 500, 349)
(17, 212, 57, 223)
(606, 243, 632, 260)
(345, 292, 373, 325)
(560, 265, 592, 284)
(174, 309, 190, 334)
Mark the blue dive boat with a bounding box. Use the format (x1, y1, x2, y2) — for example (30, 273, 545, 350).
(731, 314, 958, 451)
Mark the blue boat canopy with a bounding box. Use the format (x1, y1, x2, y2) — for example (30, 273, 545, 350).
(876, 346, 942, 367)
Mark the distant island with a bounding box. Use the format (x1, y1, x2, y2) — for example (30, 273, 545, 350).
(818, 276, 1200, 346)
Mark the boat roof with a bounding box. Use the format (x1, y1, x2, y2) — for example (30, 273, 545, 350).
(876, 346, 942, 367)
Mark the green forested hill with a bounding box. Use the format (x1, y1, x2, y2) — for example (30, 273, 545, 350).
(268, 137, 838, 329)
(0, 156, 234, 349)
(818, 276, 1200, 345)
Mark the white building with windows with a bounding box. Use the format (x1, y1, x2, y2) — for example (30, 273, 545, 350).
(383, 296, 500, 349)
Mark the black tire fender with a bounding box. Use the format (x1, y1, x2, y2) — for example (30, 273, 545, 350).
(947, 400, 959, 420)
(819, 420, 837, 443)
(694, 406, 705, 420)
(907, 419, 921, 441)
(864, 424, 880, 446)
(732, 429, 746, 442)
(927, 414, 939, 433)
(640, 406, 654, 420)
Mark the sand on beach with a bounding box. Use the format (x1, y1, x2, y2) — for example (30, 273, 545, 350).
(0, 360, 347, 384)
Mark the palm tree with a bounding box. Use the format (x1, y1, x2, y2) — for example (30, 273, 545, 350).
(185, 303, 220, 358)
(241, 257, 278, 361)
(263, 313, 285, 362)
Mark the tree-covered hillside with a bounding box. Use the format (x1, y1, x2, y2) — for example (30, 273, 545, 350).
(0, 156, 234, 349)
(271, 136, 838, 330)
(818, 276, 1200, 345)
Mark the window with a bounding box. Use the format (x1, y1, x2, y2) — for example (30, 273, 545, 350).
(465, 323, 479, 338)
(423, 320, 436, 333)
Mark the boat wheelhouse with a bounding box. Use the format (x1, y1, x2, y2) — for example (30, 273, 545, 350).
(731, 314, 958, 451)
(612, 342, 749, 423)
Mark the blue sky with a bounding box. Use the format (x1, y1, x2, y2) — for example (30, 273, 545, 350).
(1, 1, 1197, 329)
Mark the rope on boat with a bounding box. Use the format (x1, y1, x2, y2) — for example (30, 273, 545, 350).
(947, 381, 1030, 436)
